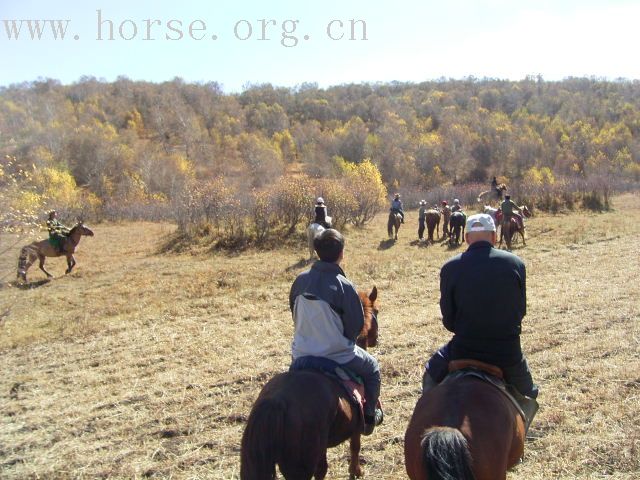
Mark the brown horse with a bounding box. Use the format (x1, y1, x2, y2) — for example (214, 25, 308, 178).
(388, 211, 402, 240)
(240, 287, 379, 480)
(498, 206, 530, 250)
(17, 223, 95, 282)
(405, 361, 525, 480)
(425, 209, 441, 243)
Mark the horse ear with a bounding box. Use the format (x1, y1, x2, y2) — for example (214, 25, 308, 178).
(369, 286, 378, 303)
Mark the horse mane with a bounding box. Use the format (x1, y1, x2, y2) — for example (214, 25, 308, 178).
(68, 223, 81, 235)
(358, 291, 373, 335)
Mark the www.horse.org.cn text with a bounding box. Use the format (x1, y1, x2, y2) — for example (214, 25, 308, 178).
(1, 10, 369, 48)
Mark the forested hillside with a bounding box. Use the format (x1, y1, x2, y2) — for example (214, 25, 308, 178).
(1, 76, 639, 235)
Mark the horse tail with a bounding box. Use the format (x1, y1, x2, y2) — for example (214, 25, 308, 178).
(421, 427, 476, 480)
(240, 397, 287, 480)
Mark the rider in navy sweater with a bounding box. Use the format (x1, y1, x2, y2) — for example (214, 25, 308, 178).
(422, 213, 538, 400)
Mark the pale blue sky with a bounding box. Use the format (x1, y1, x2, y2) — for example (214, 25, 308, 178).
(1, 0, 638, 91)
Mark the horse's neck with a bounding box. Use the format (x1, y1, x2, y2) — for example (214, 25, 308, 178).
(68, 229, 82, 247)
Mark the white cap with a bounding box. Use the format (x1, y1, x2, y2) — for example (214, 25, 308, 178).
(316, 197, 324, 204)
(454, 199, 460, 204)
(419, 200, 426, 205)
(466, 213, 496, 232)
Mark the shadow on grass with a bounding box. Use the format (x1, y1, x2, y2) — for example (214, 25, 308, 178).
(7, 278, 52, 290)
(157, 228, 305, 257)
(446, 241, 463, 251)
(377, 239, 396, 250)
(410, 239, 432, 248)
(285, 258, 313, 272)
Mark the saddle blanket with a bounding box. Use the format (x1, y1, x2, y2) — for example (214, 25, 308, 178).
(290, 356, 367, 422)
(443, 367, 538, 430)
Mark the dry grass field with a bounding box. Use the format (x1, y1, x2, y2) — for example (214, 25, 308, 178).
(1, 194, 639, 479)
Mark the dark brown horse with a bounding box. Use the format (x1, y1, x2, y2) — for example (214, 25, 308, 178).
(240, 287, 379, 480)
(388, 211, 402, 240)
(17, 223, 94, 282)
(448, 211, 466, 246)
(425, 209, 441, 243)
(405, 361, 525, 480)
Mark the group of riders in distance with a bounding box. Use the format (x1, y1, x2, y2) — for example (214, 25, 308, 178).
(311, 175, 530, 250)
(243, 176, 537, 479)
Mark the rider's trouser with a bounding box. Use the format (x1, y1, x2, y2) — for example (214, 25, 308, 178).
(418, 219, 425, 239)
(342, 346, 381, 417)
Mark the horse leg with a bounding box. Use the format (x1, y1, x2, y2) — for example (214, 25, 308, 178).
(39, 255, 53, 278)
(348, 433, 363, 479)
(313, 452, 328, 480)
(65, 254, 76, 274)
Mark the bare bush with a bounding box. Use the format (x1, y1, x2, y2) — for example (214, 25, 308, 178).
(272, 175, 314, 235)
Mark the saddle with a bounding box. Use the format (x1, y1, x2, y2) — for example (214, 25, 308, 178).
(48, 235, 66, 252)
(290, 356, 376, 429)
(445, 359, 538, 433)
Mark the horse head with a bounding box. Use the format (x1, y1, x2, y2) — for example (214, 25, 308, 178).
(521, 205, 532, 218)
(70, 223, 95, 237)
(357, 286, 378, 349)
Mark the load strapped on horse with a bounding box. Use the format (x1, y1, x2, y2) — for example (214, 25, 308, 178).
(17, 212, 94, 283)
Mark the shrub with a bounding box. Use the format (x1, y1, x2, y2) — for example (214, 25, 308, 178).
(252, 190, 274, 242)
(582, 190, 605, 212)
(272, 175, 314, 235)
(315, 179, 358, 230)
(342, 159, 387, 226)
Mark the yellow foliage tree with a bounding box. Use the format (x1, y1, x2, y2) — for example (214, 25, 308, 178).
(31, 166, 82, 208)
(342, 159, 388, 226)
(523, 166, 555, 186)
(272, 130, 297, 163)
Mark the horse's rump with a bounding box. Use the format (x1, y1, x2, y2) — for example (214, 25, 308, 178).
(388, 211, 402, 238)
(241, 370, 352, 479)
(291, 356, 367, 423)
(405, 375, 525, 480)
(425, 210, 440, 221)
(450, 212, 465, 226)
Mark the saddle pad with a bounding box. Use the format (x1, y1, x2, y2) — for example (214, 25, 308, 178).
(290, 357, 366, 422)
(443, 368, 527, 422)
